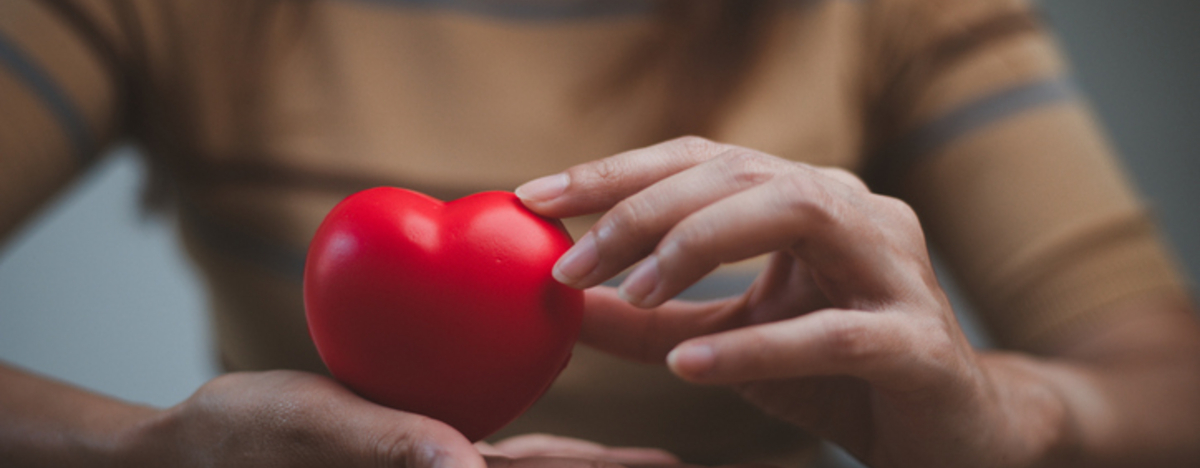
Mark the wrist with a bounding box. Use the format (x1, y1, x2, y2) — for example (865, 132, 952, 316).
(977, 352, 1089, 468)
(98, 402, 168, 468)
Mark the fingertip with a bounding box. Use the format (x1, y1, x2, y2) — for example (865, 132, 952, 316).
(552, 232, 598, 287)
(617, 256, 660, 307)
(666, 343, 715, 381)
(583, 285, 622, 301)
(475, 441, 506, 457)
(515, 173, 569, 204)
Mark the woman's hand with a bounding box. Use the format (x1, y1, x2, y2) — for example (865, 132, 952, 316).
(117, 370, 486, 467)
(516, 137, 1072, 468)
(114, 370, 691, 468)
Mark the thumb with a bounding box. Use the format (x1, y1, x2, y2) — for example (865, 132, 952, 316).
(332, 394, 485, 468)
(581, 286, 746, 363)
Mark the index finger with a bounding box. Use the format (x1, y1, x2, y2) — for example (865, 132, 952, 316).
(515, 136, 733, 218)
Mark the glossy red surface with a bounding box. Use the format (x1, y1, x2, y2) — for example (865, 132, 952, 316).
(304, 188, 583, 441)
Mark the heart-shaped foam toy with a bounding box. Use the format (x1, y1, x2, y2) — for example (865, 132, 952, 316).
(305, 187, 583, 441)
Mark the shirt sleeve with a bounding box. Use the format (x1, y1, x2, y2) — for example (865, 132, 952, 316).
(0, 0, 134, 243)
(861, 0, 1191, 351)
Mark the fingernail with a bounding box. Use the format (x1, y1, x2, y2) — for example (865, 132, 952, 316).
(553, 232, 598, 285)
(667, 344, 715, 379)
(515, 173, 569, 202)
(618, 256, 659, 306)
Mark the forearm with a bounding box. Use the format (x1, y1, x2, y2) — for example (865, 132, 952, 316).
(981, 300, 1200, 467)
(0, 362, 159, 467)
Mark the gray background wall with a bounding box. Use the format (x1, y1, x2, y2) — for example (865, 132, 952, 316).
(0, 0, 1196, 457)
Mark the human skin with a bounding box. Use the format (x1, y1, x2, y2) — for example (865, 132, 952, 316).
(515, 136, 1200, 468)
(2, 135, 1197, 467)
(0, 364, 685, 467)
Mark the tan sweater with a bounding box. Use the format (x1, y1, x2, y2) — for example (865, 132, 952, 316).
(0, 0, 1189, 464)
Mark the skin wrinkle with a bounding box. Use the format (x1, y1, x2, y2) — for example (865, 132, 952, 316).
(719, 150, 779, 188)
(673, 135, 723, 164)
(608, 194, 657, 246)
(585, 155, 632, 191)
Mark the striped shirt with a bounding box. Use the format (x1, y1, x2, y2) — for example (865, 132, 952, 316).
(0, 0, 1188, 464)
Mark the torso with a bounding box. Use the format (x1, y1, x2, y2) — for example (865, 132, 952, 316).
(157, 1, 870, 464)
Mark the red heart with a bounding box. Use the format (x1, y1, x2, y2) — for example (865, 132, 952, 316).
(304, 188, 583, 441)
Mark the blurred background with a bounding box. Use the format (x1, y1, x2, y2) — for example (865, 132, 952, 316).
(0, 0, 1196, 461)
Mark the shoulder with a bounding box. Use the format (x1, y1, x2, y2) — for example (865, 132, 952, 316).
(861, 0, 1041, 42)
(857, 0, 1049, 89)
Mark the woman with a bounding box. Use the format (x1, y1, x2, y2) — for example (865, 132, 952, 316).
(1, 0, 1198, 466)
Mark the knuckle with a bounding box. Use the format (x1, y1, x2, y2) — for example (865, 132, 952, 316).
(821, 167, 870, 192)
(921, 317, 962, 363)
(875, 195, 918, 223)
(671, 135, 722, 156)
(718, 150, 777, 186)
(872, 194, 927, 245)
(776, 172, 837, 225)
(824, 318, 878, 364)
(823, 166, 855, 179)
(599, 198, 654, 243)
(660, 222, 713, 264)
(574, 157, 627, 188)
(903, 316, 970, 385)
